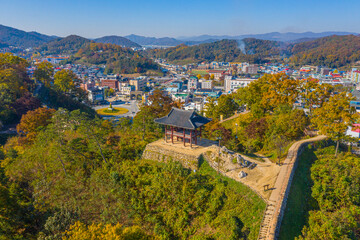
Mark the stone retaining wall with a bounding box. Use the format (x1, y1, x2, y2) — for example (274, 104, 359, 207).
(142, 144, 200, 170)
(272, 143, 307, 238)
(267, 136, 326, 239)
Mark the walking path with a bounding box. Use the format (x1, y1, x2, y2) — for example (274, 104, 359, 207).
(219, 110, 249, 123)
(257, 135, 327, 240)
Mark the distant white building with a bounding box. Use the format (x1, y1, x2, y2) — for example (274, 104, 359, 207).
(88, 88, 104, 102)
(346, 124, 360, 139)
(349, 69, 360, 83)
(183, 97, 204, 112)
(188, 77, 199, 90)
(225, 78, 255, 93)
(201, 80, 213, 89)
(119, 84, 134, 95)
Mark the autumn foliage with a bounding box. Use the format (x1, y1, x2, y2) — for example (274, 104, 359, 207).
(17, 107, 55, 143)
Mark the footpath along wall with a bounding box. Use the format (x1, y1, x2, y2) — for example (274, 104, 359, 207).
(258, 135, 327, 240)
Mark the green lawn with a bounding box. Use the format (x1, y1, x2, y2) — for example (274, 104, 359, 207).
(191, 69, 208, 76)
(96, 107, 128, 116)
(278, 145, 317, 240)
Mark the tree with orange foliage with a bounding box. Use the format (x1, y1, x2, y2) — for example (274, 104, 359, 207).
(17, 107, 56, 143)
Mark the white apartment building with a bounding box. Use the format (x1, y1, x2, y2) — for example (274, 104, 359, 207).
(200, 80, 213, 89)
(225, 78, 255, 93)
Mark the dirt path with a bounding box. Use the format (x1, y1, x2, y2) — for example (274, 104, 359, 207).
(219, 110, 249, 123)
(220, 152, 281, 200)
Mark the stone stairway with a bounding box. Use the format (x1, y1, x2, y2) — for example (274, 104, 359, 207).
(258, 201, 276, 240)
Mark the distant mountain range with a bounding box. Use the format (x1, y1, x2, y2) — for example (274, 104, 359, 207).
(94, 36, 141, 48)
(125, 34, 184, 46)
(0, 40, 9, 48)
(177, 31, 358, 43)
(0, 23, 358, 55)
(39, 35, 93, 55)
(0, 24, 56, 48)
(148, 35, 360, 68)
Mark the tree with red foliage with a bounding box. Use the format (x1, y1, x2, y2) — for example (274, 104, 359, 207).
(11, 92, 42, 120)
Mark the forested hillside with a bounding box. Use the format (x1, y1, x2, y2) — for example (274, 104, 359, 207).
(65, 42, 160, 74)
(0, 53, 39, 125)
(0, 24, 55, 48)
(0, 41, 9, 48)
(0, 58, 266, 239)
(147, 39, 285, 64)
(148, 35, 360, 68)
(288, 35, 360, 68)
(280, 144, 360, 240)
(94, 36, 141, 48)
(38, 35, 93, 55)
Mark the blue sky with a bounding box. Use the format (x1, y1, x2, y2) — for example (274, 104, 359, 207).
(0, 0, 358, 38)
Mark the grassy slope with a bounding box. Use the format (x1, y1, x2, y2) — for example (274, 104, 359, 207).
(198, 158, 266, 239)
(278, 145, 317, 240)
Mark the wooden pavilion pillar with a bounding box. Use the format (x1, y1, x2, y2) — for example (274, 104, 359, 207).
(165, 125, 167, 143)
(183, 128, 185, 146)
(195, 129, 198, 145)
(190, 130, 193, 148)
(171, 126, 174, 144)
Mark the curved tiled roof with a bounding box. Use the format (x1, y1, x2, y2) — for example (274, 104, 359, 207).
(154, 108, 212, 130)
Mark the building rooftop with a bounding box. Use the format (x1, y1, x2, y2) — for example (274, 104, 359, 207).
(154, 108, 211, 130)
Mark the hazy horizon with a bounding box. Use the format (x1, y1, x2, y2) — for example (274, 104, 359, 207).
(0, 0, 359, 38)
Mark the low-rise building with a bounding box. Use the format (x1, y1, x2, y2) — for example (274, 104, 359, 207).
(130, 78, 147, 91)
(188, 76, 199, 90)
(88, 88, 104, 102)
(206, 70, 225, 80)
(242, 64, 258, 74)
(119, 84, 134, 95)
(101, 79, 119, 90)
(225, 78, 255, 93)
(201, 80, 213, 89)
(171, 93, 190, 103)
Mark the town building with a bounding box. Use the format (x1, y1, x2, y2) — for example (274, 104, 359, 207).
(321, 68, 331, 76)
(119, 84, 134, 95)
(349, 69, 360, 83)
(130, 77, 147, 91)
(188, 76, 199, 90)
(225, 78, 255, 93)
(242, 64, 258, 74)
(201, 80, 213, 89)
(206, 70, 225, 80)
(88, 88, 104, 102)
(101, 79, 119, 90)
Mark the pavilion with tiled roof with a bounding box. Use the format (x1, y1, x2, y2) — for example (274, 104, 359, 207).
(154, 108, 212, 147)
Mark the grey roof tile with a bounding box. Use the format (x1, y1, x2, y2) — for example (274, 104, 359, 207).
(154, 108, 212, 130)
